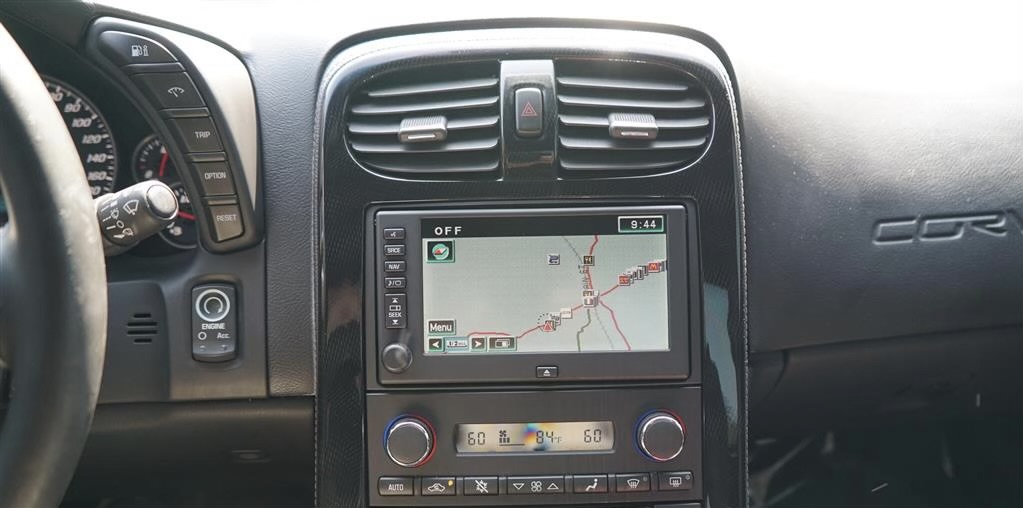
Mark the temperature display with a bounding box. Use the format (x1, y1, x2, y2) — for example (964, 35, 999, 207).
(455, 421, 614, 454)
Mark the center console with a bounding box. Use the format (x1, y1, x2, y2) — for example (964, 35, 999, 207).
(318, 27, 748, 507)
(365, 204, 702, 505)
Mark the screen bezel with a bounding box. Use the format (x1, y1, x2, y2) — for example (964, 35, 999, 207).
(374, 205, 692, 385)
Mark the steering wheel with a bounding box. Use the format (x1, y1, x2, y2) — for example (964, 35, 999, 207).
(0, 23, 107, 507)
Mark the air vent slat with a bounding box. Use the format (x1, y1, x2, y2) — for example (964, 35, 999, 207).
(556, 59, 712, 175)
(360, 158, 500, 174)
(348, 115, 499, 135)
(349, 96, 497, 116)
(556, 76, 689, 92)
(347, 61, 500, 177)
(366, 77, 499, 98)
(557, 94, 705, 111)
(559, 114, 711, 130)
(560, 136, 707, 151)
(560, 158, 689, 171)
(351, 136, 499, 154)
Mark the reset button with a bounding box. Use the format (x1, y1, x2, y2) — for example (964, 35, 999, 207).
(208, 204, 244, 241)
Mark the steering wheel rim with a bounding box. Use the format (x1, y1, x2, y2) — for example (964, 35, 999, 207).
(0, 22, 107, 507)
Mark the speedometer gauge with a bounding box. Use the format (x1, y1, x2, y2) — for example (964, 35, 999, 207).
(43, 77, 118, 197)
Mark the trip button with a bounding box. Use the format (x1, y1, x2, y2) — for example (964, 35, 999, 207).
(98, 31, 177, 66)
(168, 117, 223, 152)
(192, 161, 235, 196)
(132, 72, 204, 109)
(207, 203, 244, 242)
(615, 473, 651, 493)
(378, 477, 413, 496)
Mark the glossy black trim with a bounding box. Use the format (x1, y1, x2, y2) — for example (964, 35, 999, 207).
(318, 28, 748, 507)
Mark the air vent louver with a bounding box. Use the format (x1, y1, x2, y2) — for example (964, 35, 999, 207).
(347, 62, 501, 176)
(556, 60, 712, 174)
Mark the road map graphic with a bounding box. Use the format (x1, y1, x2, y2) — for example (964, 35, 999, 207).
(422, 233, 669, 354)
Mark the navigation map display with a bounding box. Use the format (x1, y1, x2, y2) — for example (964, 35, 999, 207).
(421, 214, 670, 356)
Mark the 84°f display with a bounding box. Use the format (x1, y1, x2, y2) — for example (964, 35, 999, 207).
(455, 421, 614, 454)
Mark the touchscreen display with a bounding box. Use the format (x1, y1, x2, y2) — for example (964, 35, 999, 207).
(421, 214, 670, 355)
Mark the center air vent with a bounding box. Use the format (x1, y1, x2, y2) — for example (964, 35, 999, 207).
(555, 59, 712, 175)
(347, 61, 501, 177)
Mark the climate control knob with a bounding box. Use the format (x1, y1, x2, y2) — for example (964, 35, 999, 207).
(384, 416, 434, 468)
(636, 411, 686, 462)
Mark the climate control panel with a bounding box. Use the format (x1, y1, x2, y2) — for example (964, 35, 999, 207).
(366, 387, 702, 506)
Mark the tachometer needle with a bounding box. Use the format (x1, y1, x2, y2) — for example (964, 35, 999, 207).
(158, 151, 169, 178)
(177, 210, 195, 221)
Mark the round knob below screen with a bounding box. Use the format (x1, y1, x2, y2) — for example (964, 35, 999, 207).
(636, 411, 686, 462)
(385, 416, 434, 468)
(381, 342, 412, 373)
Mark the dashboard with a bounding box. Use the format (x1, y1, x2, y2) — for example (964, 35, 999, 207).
(0, 1, 1019, 507)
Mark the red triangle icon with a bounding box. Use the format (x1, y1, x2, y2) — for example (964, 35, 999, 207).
(521, 101, 538, 117)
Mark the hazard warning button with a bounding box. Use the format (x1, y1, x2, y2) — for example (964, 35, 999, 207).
(514, 87, 543, 137)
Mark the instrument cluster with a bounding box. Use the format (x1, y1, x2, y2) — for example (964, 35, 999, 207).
(0, 26, 194, 254)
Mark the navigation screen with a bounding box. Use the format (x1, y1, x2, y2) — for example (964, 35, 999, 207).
(421, 214, 670, 355)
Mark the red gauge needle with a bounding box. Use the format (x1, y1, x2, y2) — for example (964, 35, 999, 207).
(177, 210, 196, 221)
(158, 151, 169, 178)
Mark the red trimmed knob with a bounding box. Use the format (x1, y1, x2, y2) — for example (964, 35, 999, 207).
(385, 416, 434, 468)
